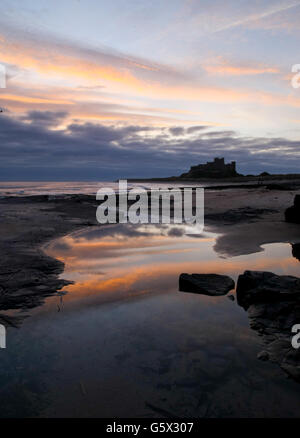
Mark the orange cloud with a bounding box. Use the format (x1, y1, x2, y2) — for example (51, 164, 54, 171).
(0, 93, 74, 105)
(1, 28, 300, 132)
(0, 33, 277, 104)
(204, 63, 279, 76)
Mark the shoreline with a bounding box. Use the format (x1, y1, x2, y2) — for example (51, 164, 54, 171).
(1, 186, 300, 326)
(0, 194, 99, 326)
(127, 174, 300, 184)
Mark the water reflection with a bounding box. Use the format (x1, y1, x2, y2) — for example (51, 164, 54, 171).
(1, 223, 300, 418)
(45, 223, 300, 309)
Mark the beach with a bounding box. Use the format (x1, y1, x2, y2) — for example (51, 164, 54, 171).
(1, 182, 300, 323)
(0, 181, 300, 417)
(0, 182, 300, 417)
(2, 0, 300, 422)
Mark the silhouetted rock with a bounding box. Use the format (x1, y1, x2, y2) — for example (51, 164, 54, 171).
(285, 195, 300, 224)
(179, 273, 235, 296)
(292, 243, 300, 261)
(237, 270, 300, 382)
(236, 270, 300, 310)
(295, 195, 300, 207)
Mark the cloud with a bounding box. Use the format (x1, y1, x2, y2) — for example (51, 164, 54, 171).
(168, 127, 185, 136)
(186, 126, 209, 134)
(239, 1, 300, 32)
(1, 18, 299, 130)
(204, 62, 279, 76)
(0, 111, 299, 180)
(0, 21, 185, 91)
(21, 110, 68, 127)
(0, 93, 74, 106)
(0, 6, 299, 174)
(211, 1, 300, 33)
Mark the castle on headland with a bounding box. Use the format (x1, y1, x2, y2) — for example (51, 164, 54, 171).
(180, 157, 238, 179)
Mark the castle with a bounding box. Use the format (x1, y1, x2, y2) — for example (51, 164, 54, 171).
(180, 157, 238, 178)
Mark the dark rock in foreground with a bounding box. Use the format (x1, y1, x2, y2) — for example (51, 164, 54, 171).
(285, 195, 300, 224)
(292, 243, 300, 261)
(237, 270, 300, 382)
(236, 270, 300, 310)
(179, 273, 235, 296)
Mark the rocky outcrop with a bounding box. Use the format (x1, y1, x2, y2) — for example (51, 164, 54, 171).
(236, 270, 300, 309)
(285, 195, 300, 224)
(179, 273, 235, 296)
(292, 243, 300, 261)
(237, 270, 300, 382)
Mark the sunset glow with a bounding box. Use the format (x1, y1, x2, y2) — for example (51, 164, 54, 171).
(1, 0, 300, 179)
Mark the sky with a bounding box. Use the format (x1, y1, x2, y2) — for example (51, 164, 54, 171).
(0, 0, 300, 180)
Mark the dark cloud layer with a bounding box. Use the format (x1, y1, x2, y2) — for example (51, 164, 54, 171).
(21, 111, 68, 127)
(0, 111, 299, 180)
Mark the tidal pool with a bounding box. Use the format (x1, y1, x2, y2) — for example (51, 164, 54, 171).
(0, 223, 300, 418)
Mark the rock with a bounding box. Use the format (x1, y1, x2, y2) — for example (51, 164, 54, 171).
(0, 194, 98, 326)
(236, 270, 300, 383)
(295, 194, 300, 208)
(0, 313, 25, 328)
(34, 285, 51, 292)
(285, 195, 300, 224)
(236, 270, 300, 310)
(257, 350, 269, 361)
(179, 273, 235, 296)
(292, 243, 300, 261)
